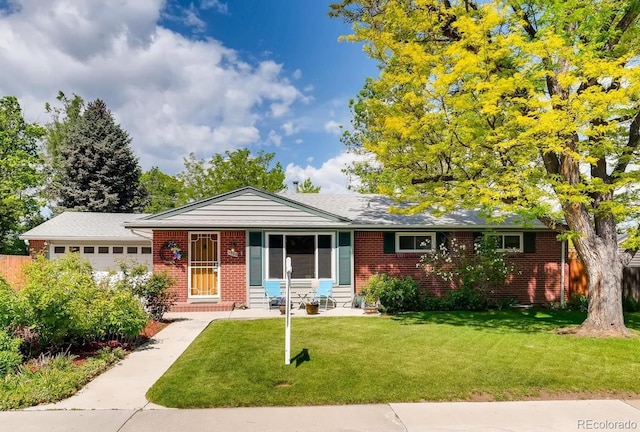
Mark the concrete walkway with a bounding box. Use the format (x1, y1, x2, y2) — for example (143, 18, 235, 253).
(6, 308, 640, 431)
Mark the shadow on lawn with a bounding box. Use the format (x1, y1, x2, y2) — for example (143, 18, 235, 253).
(290, 348, 310, 367)
(391, 309, 589, 333)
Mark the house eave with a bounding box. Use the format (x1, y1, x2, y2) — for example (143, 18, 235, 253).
(19, 234, 151, 242)
(123, 221, 556, 232)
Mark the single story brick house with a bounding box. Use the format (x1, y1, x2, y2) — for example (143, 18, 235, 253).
(21, 187, 569, 311)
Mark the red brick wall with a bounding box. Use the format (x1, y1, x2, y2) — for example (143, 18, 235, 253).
(28, 240, 47, 258)
(152, 230, 248, 304)
(354, 231, 427, 292)
(354, 231, 569, 304)
(220, 231, 246, 303)
(153, 231, 189, 303)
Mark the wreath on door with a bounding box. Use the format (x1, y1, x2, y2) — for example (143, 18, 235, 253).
(159, 241, 185, 264)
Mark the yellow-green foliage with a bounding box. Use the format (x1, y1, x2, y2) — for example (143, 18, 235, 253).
(335, 0, 640, 236)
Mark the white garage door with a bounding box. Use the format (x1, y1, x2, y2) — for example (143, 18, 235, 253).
(49, 242, 153, 272)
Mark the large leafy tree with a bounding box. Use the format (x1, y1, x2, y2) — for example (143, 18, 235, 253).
(179, 149, 286, 201)
(44, 91, 84, 164)
(140, 167, 183, 213)
(331, 0, 640, 335)
(43, 91, 84, 209)
(55, 99, 147, 212)
(0, 96, 45, 254)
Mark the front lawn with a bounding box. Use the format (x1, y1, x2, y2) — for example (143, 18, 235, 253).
(147, 310, 640, 408)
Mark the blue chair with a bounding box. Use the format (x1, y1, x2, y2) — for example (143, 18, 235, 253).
(314, 279, 336, 310)
(264, 280, 281, 310)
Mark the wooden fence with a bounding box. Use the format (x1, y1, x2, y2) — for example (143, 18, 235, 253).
(569, 257, 640, 302)
(0, 255, 31, 289)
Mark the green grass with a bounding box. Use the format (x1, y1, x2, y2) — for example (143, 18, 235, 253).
(146, 310, 640, 408)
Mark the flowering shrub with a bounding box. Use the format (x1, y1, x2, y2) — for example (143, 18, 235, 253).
(419, 234, 518, 310)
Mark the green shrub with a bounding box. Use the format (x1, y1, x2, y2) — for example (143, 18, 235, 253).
(445, 287, 488, 311)
(363, 273, 418, 313)
(0, 329, 22, 376)
(17, 254, 98, 348)
(566, 293, 589, 312)
(623, 297, 640, 312)
(419, 294, 448, 311)
(0, 277, 16, 330)
(114, 261, 176, 321)
(15, 254, 148, 351)
(104, 289, 149, 337)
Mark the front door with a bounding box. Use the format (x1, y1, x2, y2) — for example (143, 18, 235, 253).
(189, 233, 219, 298)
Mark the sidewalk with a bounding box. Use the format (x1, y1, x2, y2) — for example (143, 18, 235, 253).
(7, 308, 640, 431)
(7, 400, 640, 432)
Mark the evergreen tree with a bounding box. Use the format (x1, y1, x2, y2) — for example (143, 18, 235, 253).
(56, 99, 147, 212)
(298, 177, 321, 193)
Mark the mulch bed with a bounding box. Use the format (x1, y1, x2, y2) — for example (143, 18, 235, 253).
(70, 319, 172, 363)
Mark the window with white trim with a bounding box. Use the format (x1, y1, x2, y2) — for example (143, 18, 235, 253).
(396, 232, 435, 252)
(485, 233, 523, 252)
(266, 233, 334, 280)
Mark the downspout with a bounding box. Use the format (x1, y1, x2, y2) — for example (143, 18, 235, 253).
(560, 240, 566, 307)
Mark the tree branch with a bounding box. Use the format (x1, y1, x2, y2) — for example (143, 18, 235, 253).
(612, 110, 640, 176)
(411, 175, 455, 184)
(607, 1, 640, 50)
(537, 215, 570, 233)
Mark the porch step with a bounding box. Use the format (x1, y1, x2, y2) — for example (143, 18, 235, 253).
(170, 301, 235, 312)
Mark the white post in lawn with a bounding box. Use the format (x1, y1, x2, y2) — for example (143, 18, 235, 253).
(285, 257, 292, 365)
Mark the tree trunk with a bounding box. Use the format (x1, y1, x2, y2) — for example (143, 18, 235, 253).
(572, 224, 629, 336)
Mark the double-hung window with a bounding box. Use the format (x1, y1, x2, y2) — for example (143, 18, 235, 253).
(267, 233, 333, 280)
(396, 232, 436, 253)
(492, 233, 523, 252)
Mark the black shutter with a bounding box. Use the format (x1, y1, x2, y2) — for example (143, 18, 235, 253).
(523, 232, 536, 253)
(472, 232, 483, 243)
(436, 232, 448, 249)
(383, 232, 395, 253)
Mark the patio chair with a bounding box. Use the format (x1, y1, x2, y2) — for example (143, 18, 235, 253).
(263, 280, 282, 310)
(314, 279, 337, 310)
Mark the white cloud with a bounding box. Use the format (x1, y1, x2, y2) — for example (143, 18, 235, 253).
(200, 0, 228, 14)
(0, 0, 306, 174)
(267, 130, 282, 146)
(292, 69, 302, 79)
(285, 152, 364, 193)
(324, 120, 342, 135)
(281, 121, 299, 136)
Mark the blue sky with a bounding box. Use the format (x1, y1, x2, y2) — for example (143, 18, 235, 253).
(0, 0, 378, 192)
